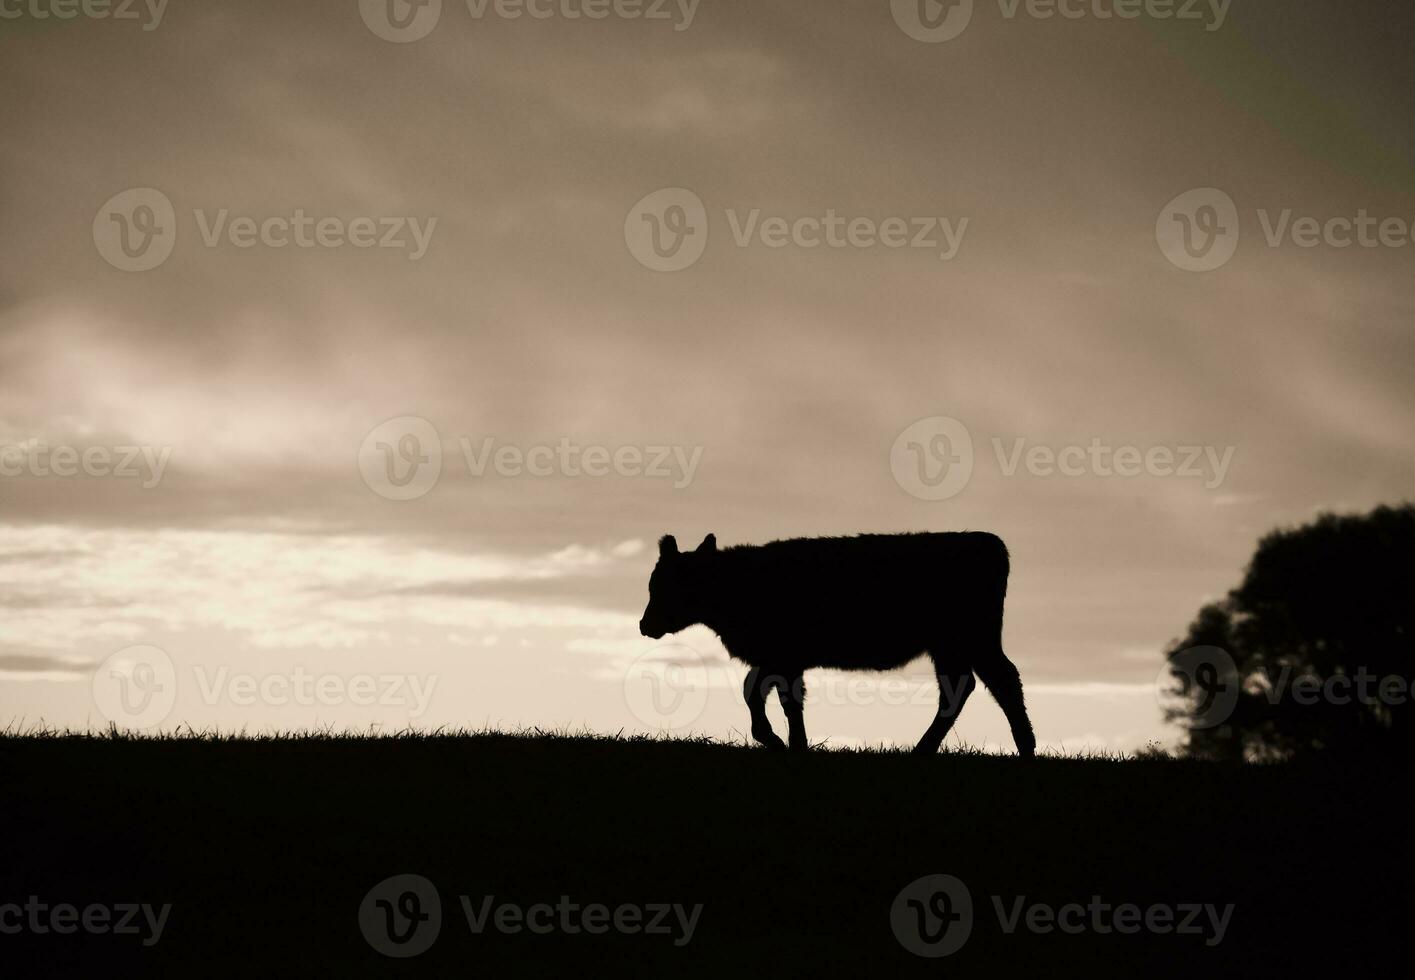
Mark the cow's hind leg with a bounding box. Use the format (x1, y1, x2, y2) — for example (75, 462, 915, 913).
(775, 672, 809, 752)
(974, 649, 1037, 759)
(913, 658, 975, 756)
(744, 667, 787, 751)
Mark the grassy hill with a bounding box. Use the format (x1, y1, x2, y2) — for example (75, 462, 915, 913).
(1, 730, 1405, 976)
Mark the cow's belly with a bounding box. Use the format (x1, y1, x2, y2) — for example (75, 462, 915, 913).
(810, 642, 927, 672)
(719, 623, 931, 673)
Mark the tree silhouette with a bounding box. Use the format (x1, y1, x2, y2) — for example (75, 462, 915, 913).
(1163, 503, 1415, 760)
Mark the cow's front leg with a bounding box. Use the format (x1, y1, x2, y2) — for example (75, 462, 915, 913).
(744, 667, 786, 750)
(776, 672, 809, 752)
(913, 667, 976, 755)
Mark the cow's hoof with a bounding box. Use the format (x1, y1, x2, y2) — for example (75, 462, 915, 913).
(910, 744, 937, 757)
(754, 731, 787, 751)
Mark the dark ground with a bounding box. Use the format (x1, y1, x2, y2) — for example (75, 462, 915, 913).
(0, 731, 1406, 977)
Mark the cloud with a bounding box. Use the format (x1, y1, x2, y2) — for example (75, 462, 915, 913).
(0, 525, 648, 655)
(0, 650, 89, 682)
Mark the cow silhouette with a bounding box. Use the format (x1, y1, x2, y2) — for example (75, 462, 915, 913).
(639, 532, 1036, 757)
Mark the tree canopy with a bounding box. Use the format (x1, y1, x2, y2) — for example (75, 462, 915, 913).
(1164, 503, 1415, 760)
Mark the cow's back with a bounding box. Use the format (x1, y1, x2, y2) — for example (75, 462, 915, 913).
(708, 532, 1009, 668)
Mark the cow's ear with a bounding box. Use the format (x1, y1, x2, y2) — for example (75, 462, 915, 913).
(697, 533, 717, 553)
(658, 535, 679, 558)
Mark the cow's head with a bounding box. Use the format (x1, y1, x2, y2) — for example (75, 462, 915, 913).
(639, 533, 717, 639)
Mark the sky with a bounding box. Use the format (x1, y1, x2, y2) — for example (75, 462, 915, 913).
(1, 0, 1412, 752)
